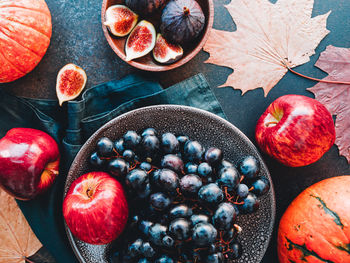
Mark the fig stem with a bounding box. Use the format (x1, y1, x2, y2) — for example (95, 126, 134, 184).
(287, 66, 350, 85)
(183, 6, 190, 15)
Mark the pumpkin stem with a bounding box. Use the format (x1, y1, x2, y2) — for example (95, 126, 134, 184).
(183, 6, 190, 15)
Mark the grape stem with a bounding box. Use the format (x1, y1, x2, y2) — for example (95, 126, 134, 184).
(129, 160, 140, 171)
(217, 231, 235, 257)
(194, 247, 207, 252)
(113, 149, 122, 157)
(175, 187, 199, 203)
(100, 150, 122, 160)
(239, 175, 245, 183)
(146, 165, 159, 174)
(224, 186, 243, 204)
(224, 186, 234, 201)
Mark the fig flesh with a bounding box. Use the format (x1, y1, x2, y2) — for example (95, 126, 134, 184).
(153, 34, 183, 64)
(104, 5, 138, 37)
(160, 0, 205, 45)
(125, 0, 168, 16)
(125, 20, 156, 61)
(56, 64, 87, 106)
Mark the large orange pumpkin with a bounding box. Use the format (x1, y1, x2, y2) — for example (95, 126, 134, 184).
(0, 0, 52, 83)
(278, 176, 350, 263)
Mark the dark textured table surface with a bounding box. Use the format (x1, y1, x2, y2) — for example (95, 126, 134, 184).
(2, 0, 350, 262)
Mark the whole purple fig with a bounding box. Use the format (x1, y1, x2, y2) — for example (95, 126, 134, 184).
(160, 0, 205, 45)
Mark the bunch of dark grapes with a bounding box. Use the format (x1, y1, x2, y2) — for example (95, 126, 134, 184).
(89, 128, 270, 263)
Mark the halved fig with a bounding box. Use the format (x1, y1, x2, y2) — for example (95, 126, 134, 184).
(125, 20, 156, 61)
(56, 64, 87, 106)
(153, 33, 183, 64)
(104, 5, 138, 37)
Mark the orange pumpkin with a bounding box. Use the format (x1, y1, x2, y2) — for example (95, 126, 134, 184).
(0, 0, 52, 83)
(278, 176, 350, 263)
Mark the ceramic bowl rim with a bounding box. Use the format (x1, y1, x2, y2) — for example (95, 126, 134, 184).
(64, 105, 276, 263)
(101, 0, 214, 71)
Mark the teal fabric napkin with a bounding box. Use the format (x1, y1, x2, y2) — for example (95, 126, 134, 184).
(0, 74, 225, 262)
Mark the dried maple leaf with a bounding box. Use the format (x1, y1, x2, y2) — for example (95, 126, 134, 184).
(308, 45, 350, 163)
(203, 0, 330, 96)
(0, 188, 42, 263)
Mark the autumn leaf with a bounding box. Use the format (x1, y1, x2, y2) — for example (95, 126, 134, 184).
(308, 45, 350, 163)
(203, 0, 330, 96)
(0, 188, 42, 263)
(26, 247, 56, 263)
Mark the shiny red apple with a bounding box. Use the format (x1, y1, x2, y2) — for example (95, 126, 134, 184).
(255, 95, 335, 167)
(0, 128, 60, 200)
(63, 171, 129, 245)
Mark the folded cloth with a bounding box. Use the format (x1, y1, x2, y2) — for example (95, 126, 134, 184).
(0, 74, 225, 263)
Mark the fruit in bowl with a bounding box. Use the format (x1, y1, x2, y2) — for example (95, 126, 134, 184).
(160, 0, 205, 45)
(0, 128, 60, 200)
(104, 5, 138, 37)
(153, 34, 184, 64)
(64, 106, 274, 263)
(101, 0, 212, 69)
(125, 20, 156, 61)
(255, 95, 335, 167)
(66, 128, 271, 261)
(63, 171, 129, 245)
(125, 0, 168, 16)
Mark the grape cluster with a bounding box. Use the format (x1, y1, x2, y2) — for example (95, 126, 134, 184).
(89, 128, 270, 263)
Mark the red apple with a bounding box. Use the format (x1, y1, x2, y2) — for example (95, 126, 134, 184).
(0, 128, 60, 200)
(255, 95, 335, 167)
(63, 171, 128, 245)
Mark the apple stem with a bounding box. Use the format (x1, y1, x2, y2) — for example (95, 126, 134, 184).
(287, 66, 350, 85)
(86, 188, 93, 198)
(25, 258, 35, 263)
(265, 121, 278, 127)
(183, 6, 190, 15)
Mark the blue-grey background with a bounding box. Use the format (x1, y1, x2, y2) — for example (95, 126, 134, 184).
(2, 0, 350, 262)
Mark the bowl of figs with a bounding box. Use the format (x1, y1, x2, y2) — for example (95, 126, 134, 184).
(63, 105, 276, 263)
(101, 0, 214, 71)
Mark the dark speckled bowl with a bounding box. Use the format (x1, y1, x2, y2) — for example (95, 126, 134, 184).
(64, 105, 275, 263)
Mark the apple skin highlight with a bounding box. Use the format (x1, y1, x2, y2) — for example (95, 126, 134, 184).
(63, 172, 129, 245)
(255, 95, 335, 167)
(0, 128, 60, 200)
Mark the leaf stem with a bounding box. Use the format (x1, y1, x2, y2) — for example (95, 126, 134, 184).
(287, 66, 350, 85)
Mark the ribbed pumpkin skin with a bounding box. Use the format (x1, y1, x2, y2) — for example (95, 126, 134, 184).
(0, 0, 52, 83)
(278, 176, 350, 263)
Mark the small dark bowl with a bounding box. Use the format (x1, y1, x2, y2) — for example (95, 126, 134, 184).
(101, 0, 214, 71)
(64, 105, 275, 263)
